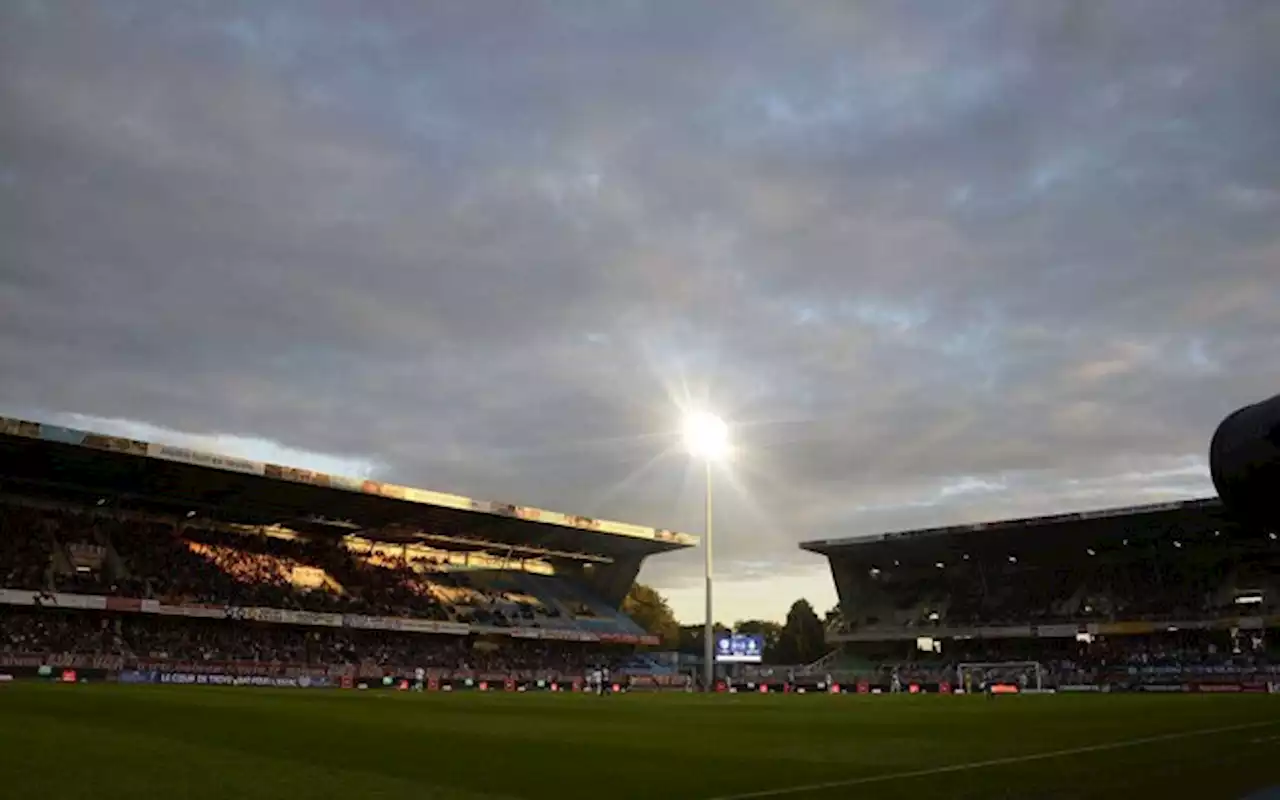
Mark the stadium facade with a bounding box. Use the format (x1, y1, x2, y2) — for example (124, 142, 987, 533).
(0, 415, 696, 685)
(804, 497, 1278, 648)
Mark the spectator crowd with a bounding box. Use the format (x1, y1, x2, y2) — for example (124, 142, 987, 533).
(0, 499, 641, 677)
(0, 607, 624, 678)
(0, 499, 615, 630)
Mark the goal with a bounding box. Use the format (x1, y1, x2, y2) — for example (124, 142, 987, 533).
(956, 661, 1045, 693)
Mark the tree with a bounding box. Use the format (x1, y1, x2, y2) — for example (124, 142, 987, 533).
(822, 604, 843, 630)
(774, 599, 827, 665)
(622, 582, 680, 648)
(733, 619, 783, 660)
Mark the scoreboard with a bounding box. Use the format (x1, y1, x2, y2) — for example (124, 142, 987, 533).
(715, 633, 764, 663)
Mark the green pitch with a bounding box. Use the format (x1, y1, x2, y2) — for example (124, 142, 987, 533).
(2, 684, 1278, 800)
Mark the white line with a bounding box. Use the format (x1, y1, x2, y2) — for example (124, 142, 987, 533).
(704, 720, 1280, 800)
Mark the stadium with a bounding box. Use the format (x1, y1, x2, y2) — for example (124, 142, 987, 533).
(802, 497, 1278, 693)
(4, 410, 1280, 800)
(0, 415, 694, 682)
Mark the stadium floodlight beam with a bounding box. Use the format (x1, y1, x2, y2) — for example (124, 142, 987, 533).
(683, 411, 729, 693)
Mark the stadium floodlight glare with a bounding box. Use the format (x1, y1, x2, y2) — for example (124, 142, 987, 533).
(683, 410, 730, 693)
(683, 411, 730, 460)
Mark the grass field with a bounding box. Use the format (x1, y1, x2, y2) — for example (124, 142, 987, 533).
(2, 684, 1279, 799)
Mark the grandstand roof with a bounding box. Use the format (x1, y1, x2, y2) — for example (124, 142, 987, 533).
(0, 416, 696, 560)
(800, 497, 1234, 559)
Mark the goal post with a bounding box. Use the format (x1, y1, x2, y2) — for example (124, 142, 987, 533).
(956, 661, 1044, 693)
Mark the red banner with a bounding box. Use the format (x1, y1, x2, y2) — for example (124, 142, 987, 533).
(105, 597, 143, 612)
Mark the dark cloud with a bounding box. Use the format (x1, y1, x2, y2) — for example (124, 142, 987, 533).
(3, 1, 1279, 618)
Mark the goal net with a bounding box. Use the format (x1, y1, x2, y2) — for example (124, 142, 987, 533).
(956, 661, 1044, 693)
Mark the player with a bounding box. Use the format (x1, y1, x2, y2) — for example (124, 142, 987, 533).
(890, 668, 902, 694)
(601, 666, 611, 696)
(413, 666, 426, 692)
(590, 666, 603, 696)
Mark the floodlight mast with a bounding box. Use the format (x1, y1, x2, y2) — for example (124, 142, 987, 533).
(703, 456, 713, 692)
(683, 411, 728, 693)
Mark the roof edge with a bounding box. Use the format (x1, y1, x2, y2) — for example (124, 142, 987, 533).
(799, 496, 1222, 554)
(0, 416, 698, 550)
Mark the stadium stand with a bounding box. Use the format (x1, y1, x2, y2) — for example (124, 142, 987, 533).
(801, 499, 1280, 691)
(0, 416, 695, 683)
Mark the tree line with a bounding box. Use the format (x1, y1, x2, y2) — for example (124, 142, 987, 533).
(622, 582, 838, 664)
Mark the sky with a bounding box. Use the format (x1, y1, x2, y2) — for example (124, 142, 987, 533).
(2, 1, 1279, 624)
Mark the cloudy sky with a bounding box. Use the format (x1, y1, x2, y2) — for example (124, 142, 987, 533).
(3, 1, 1278, 623)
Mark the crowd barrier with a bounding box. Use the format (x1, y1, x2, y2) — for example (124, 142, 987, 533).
(4, 658, 1276, 696)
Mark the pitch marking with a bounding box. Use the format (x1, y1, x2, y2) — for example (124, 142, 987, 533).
(704, 720, 1280, 800)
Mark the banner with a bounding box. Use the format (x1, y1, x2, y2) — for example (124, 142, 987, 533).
(1193, 683, 1242, 693)
(0, 417, 41, 437)
(1, 591, 604, 643)
(341, 614, 468, 636)
(154, 672, 331, 688)
(145, 443, 265, 476)
(0, 589, 107, 610)
(1097, 621, 1157, 635)
(40, 425, 86, 446)
(154, 603, 228, 619)
(82, 432, 148, 456)
(1058, 684, 1103, 692)
(264, 464, 332, 488)
(1034, 625, 1081, 638)
(240, 607, 343, 627)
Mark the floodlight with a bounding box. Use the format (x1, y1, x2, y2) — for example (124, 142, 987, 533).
(683, 411, 729, 460)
